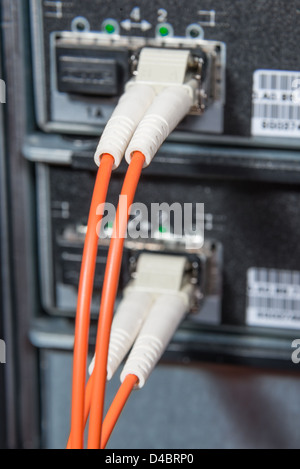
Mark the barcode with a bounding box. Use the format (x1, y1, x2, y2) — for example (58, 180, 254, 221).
(253, 103, 300, 120)
(246, 268, 300, 329)
(258, 72, 300, 91)
(248, 268, 300, 285)
(248, 296, 300, 314)
(252, 69, 300, 137)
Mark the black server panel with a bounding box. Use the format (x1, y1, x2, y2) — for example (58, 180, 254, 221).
(6, 0, 298, 449)
(30, 0, 300, 148)
(25, 0, 300, 367)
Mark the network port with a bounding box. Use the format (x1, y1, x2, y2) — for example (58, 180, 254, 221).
(55, 222, 222, 326)
(48, 32, 226, 135)
(56, 43, 130, 96)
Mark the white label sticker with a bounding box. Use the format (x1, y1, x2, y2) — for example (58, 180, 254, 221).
(251, 70, 300, 138)
(246, 268, 300, 329)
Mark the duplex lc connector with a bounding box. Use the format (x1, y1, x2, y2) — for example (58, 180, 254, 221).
(94, 46, 204, 169)
(119, 253, 195, 388)
(91, 253, 196, 385)
(124, 47, 200, 167)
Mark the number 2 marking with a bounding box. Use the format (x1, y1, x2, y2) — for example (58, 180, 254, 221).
(157, 8, 168, 23)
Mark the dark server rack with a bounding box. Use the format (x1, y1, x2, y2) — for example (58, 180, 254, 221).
(1, 0, 40, 449)
(2, 0, 300, 448)
(0, 4, 10, 448)
(0, 15, 7, 446)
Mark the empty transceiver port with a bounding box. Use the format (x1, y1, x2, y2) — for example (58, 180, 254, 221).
(56, 43, 130, 96)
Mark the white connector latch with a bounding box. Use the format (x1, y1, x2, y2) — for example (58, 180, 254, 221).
(128, 48, 196, 100)
(128, 252, 190, 301)
(124, 47, 198, 167)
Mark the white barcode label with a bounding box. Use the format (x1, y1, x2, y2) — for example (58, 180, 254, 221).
(251, 70, 300, 137)
(246, 268, 300, 329)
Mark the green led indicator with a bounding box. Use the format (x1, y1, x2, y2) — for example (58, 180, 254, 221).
(159, 225, 168, 233)
(105, 23, 115, 34)
(105, 221, 114, 229)
(159, 26, 169, 37)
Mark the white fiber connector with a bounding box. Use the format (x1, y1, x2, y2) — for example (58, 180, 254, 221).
(88, 290, 154, 379)
(106, 291, 154, 380)
(118, 252, 195, 388)
(94, 83, 155, 169)
(120, 292, 190, 389)
(128, 252, 189, 297)
(131, 48, 193, 93)
(125, 83, 195, 168)
(89, 253, 193, 381)
(124, 47, 198, 167)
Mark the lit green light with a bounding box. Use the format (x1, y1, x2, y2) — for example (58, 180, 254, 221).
(105, 23, 115, 34)
(159, 26, 169, 37)
(105, 221, 114, 229)
(159, 225, 168, 233)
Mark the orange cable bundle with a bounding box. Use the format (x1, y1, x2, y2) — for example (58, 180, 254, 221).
(101, 374, 138, 449)
(69, 153, 114, 449)
(87, 151, 145, 449)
